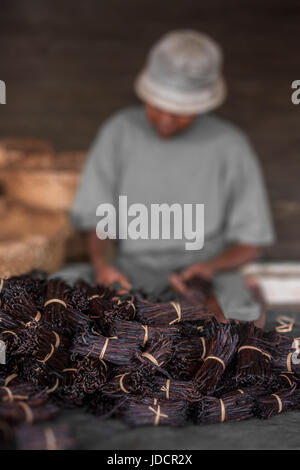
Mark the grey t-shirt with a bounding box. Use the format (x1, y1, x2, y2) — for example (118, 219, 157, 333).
(71, 105, 274, 273)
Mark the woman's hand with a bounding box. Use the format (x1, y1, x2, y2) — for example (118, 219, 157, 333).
(169, 262, 215, 295)
(95, 261, 131, 291)
(180, 261, 215, 281)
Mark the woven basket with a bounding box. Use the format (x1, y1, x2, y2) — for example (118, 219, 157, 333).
(0, 235, 66, 279)
(3, 150, 87, 211)
(0, 202, 70, 278)
(0, 137, 53, 169)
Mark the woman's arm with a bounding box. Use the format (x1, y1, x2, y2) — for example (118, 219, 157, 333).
(170, 243, 261, 294)
(87, 231, 131, 289)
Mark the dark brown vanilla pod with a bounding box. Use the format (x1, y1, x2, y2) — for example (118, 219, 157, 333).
(235, 322, 274, 387)
(147, 377, 201, 402)
(0, 289, 42, 329)
(184, 276, 213, 301)
(15, 424, 77, 450)
(217, 385, 268, 402)
(0, 401, 58, 425)
(275, 372, 299, 390)
(63, 305, 93, 333)
(134, 335, 174, 373)
(194, 321, 239, 394)
(35, 324, 70, 354)
(0, 273, 47, 312)
(135, 297, 211, 327)
(75, 280, 118, 302)
(195, 393, 254, 424)
(178, 319, 215, 338)
(93, 297, 137, 337)
(4, 273, 300, 431)
(65, 284, 90, 311)
(0, 311, 20, 331)
(61, 357, 107, 405)
(43, 279, 70, 329)
(0, 381, 48, 406)
(84, 290, 135, 337)
(114, 295, 137, 320)
(0, 328, 21, 357)
(265, 333, 300, 377)
(112, 320, 180, 346)
(86, 390, 116, 417)
(117, 397, 188, 427)
(254, 387, 300, 419)
(25, 325, 73, 382)
(100, 367, 156, 398)
(35, 347, 71, 379)
(18, 359, 48, 388)
(168, 335, 207, 380)
(71, 331, 141, 365)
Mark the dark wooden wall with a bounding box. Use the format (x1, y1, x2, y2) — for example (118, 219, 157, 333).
(0, 0, 300, 259)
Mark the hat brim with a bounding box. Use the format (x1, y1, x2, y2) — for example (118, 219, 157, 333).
(134, 69, 227, 115)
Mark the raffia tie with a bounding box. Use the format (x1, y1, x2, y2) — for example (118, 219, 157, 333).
(115, 373, 130, 394)
(200, 337, 206, 360)
(37, 344, 55, 364)
(44, 427, 57, 451)
(0, 387, 13, 402)
(287, 352, 293, 373)
(204, 356, 226, 371)
(142, 325, 149, 345)
(46, 378, 59, 394)
(161, 379, 171, 400)
(276, 315, 295, 333)
(4, 373, 18, 387)
(2, 330, 18, 338)
(35, 311, 42, 322)
(148, 404, 168, 426)
(169, 301, 181, 325)
(271, 393, 283, 413)
(19, 401, 33, 424)
(219, 398, 226, 422)
(52, 331, 60, 348)
(88, 294, 104, 301)
(99, 337, 117, 361)
(128, 300, 136, 319)
(44, 299, 67, 308)
(238, 346, 272, 361)
(25, 311, 42, 327)
(141, 352, 161, 367)
(280, 374, 293, 388)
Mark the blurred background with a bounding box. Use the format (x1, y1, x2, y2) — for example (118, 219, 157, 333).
(0, 0, 299, 302)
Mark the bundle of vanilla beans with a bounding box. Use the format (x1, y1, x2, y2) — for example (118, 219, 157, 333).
(0, 272, 300, 449)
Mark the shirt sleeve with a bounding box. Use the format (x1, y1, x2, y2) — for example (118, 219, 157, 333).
(70, 117, 121, 231)
(224, 133, 275, 246)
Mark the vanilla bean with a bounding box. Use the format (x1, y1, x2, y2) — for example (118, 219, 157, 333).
(254, 387, 300, 419)
(194, 321, 239, 394)
(15, 424, 77, 450)
(117, 397, 188, 427)
(136, 297, 211, 326)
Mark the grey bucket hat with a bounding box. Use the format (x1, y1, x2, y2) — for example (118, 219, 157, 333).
(135, 30, 226, 115)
